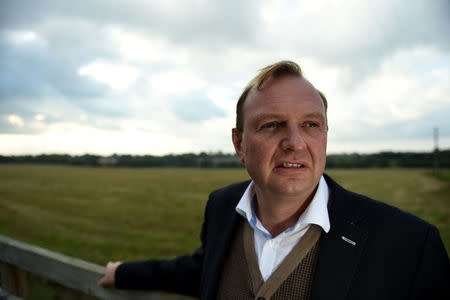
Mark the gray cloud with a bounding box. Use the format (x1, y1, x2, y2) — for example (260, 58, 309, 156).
(332, 103, 450, 143)
(171, 92, 225, 122)
(0, 27, 131, 133)
(3, 0, 447, 92)
(0, 0, 260, 49)
(0, 36, 107, 100)
(259, 0, 449, 89)
(0, 0, 256, 124)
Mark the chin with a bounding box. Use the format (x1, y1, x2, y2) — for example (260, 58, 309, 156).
(273, 183, 311, 197)
(256, 175, 315, 197)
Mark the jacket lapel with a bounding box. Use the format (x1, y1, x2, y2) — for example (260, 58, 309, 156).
(311, 175, 368, 300)
(201, 182, 247, 299)
(203, 211, 241, 298)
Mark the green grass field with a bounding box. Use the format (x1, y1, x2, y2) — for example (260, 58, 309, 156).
(0, 164, 448, 265)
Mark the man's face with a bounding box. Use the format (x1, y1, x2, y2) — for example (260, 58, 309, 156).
(232, 76, 327, 202)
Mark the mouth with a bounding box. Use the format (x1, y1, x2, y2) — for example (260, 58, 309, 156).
(278, 162, 305, 168)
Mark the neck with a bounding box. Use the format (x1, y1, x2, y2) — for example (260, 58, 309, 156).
(254, 191, 315, 238)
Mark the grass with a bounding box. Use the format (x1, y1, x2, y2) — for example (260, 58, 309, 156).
(0, 165, 250, 264)
(0, 165, 448, 265)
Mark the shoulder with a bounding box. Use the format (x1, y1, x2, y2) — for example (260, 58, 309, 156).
(319, 174, 449, 298)
(324, 173, 434, 236)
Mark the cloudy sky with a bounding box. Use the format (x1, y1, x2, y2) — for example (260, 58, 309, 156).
(1, 0, 449, 156)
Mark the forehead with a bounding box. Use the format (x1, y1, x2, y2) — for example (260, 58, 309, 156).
(243, 76, 325, 120)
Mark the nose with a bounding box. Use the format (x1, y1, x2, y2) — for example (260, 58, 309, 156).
(281, 126, 306, 151)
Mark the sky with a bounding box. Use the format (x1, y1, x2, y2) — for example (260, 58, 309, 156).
(0, 0, 449, 156)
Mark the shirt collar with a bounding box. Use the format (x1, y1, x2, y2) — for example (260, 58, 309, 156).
(236, 176, 331, 236)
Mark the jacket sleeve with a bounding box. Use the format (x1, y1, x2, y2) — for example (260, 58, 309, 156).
(114, 200, 210, 297)
(408, 224, 450, 300)
(114, 248, 204, 296)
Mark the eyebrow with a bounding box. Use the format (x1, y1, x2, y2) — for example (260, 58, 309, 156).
(302, 112, 326, 122)
(252, 112, 326, 124)
(252, 113, 283, 124)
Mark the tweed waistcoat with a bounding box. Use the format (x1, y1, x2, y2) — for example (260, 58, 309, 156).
(216, 221, 322, 300)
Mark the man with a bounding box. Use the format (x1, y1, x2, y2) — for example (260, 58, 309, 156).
(99, 61, 450, 299)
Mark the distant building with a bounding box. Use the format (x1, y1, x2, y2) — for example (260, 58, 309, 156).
(98, 156, 118, 166)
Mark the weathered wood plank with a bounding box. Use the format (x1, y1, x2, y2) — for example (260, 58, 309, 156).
(0, 234, 194, 300)
(0, 262, 29, 298)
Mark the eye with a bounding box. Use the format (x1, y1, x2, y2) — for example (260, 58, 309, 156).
(303, 122, 319, 128)
(261, 121, 280, 129)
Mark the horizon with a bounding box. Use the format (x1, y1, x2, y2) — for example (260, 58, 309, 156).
(1, 147, 448, 158)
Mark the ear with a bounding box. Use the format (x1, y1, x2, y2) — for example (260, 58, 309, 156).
(232, 128, 245, 164)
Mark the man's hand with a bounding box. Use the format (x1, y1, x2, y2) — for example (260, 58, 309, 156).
(98, 261, 122, 287)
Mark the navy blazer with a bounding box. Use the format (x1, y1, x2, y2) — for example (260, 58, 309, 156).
(116, 174, 450, 299)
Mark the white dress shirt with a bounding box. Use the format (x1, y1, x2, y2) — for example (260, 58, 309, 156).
(235, 176, 330, 281)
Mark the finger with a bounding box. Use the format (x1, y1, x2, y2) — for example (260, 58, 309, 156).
(98, 276, 107, 286)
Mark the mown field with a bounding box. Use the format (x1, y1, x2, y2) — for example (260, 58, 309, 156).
(0, 164, 448, 266)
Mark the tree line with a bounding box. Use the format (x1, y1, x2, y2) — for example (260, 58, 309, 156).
(0, 149, 449, 169)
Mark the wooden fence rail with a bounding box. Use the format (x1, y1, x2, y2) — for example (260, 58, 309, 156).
(0, 234, 194, 300)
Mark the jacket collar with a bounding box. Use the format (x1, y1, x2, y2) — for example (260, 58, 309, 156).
(311, 174, 369, 300)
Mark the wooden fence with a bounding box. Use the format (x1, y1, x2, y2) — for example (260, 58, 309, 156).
(0, 234, 195, 300)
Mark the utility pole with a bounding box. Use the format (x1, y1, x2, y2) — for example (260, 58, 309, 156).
(433, 127, 439, 174)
